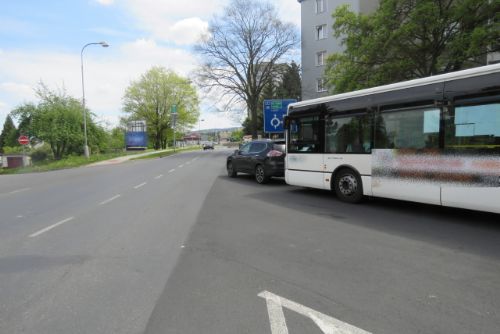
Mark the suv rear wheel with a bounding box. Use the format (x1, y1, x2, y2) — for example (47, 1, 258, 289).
(255, 164, 270, 184)
(227, 161, 237, 177)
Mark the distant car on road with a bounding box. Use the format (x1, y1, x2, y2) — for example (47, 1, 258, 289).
(202, 142, 214, 150)
(226, 140, 285, 184)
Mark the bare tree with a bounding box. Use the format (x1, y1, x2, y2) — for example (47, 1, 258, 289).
(195, 0, 299, 138)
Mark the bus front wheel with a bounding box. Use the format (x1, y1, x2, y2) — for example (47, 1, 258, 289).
(333, 169, 364, 203)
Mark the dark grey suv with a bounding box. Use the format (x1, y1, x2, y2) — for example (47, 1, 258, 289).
(226, 140, 285, 184)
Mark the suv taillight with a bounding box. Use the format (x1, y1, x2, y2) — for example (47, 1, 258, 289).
(267, 150, 283, 157)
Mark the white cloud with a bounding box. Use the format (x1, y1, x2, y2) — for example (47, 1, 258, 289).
(95, 0, 114, 5)
(121, 0, 299, 45)
(166, 17, 209, 45)
(0, 82, 34, 101)
(0, 40, 199, 128)
(121, 0, 223, 45)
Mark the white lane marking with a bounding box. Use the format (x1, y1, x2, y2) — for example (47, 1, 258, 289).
(168, 169, 175, 173)
(186, 161, 191, 165)
(29, 217, 75, 238)
(9, 188, 31, 194)
(155, 174, 163, 179)
(258, 291, 372, 334)
(178, 164, 184, 168)
(134, 182, 147, 189)
(99, 194, 121, 205)
(192, 157, 198, 161)
(263, 293, 288, 334)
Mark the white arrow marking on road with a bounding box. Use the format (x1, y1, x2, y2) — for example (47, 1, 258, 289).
(258, 291, 372, 334)
(29, 217, 75, 238)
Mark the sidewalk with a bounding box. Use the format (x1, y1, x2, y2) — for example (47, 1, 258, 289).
(87, 149, 173, 167)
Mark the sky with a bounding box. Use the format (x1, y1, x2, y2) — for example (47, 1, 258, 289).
(0, 0, 301, 131)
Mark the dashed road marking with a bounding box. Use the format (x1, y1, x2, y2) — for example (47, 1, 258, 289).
(9, 188, 31, 194)
(178, 164, 184, 168)
(99, 194, 121, 205)
(169, 169, 175, 173)
(133, 182, 147, 189)
(258, 291, 372, 334)
(29, 217, 75, 238)
(155, 174, 163, 179)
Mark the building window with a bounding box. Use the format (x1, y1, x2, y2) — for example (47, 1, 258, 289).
(316, 51, 326, 66)
(315, 24, 327, 40)
(317, 78, 327, 92)
(315, 0, 325, 13)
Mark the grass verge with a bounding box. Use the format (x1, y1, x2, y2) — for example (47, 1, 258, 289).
(0, 148, 180, 175)
(130, 146, 201, 160)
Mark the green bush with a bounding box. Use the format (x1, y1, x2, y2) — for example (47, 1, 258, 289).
(30, 143, 53, 162)
(2, 146, 24, 154)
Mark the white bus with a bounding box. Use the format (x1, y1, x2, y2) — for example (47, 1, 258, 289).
(285, 63, 500, 214)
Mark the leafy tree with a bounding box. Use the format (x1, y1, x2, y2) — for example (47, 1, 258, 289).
(108, 127, 125, 150)
(0, 115, 18, 152)
(325, 0, 500, 93)
(195, 0, 299, 138)
(230, 129, 244, 142)
(123, 67, 199, 150)
(12, 84, 105, 159)
(276, 61, 302, 101)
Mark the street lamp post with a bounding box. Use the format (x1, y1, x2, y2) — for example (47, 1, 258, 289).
(81, 41, 109, 158)
(198, 118, 204, 145)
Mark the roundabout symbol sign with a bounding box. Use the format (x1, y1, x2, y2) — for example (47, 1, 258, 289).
(263, 99, 296, 133)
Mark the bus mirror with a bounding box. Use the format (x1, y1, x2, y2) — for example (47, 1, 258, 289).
(283, 116, 290, 130)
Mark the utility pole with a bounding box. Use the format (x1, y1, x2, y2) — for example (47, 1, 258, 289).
(171, 105, 177, 152)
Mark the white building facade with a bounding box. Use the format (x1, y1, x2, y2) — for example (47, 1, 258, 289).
(297, 0, 379, 100)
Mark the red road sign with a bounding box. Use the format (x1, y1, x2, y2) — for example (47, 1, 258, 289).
(18, 135, 30, 145)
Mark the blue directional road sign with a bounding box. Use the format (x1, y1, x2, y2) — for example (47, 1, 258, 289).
(263, 99, 297, 133)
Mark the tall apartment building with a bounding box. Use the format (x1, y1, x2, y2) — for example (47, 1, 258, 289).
(297, 0, 379, 100)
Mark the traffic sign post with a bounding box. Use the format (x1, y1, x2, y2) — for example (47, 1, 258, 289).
(18, 135, 30, 146)
(263, 99, 297, 134)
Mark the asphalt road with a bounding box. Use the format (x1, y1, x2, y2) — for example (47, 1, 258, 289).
(1, 149, 499, 334)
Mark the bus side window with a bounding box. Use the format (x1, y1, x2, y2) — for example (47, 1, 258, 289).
(375, 107, 440, 150)
(288, 116, 321, 153)
(445, 101, 500, 152)
(325, 113, 371, 153)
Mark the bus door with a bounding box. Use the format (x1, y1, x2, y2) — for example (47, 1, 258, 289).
(324, 112, 372, 192)
(371, 106, 442, 205)
(286, 116, 325, 188)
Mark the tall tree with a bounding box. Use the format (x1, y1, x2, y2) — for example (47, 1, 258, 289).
(325, 0, 500, 93)
(0, 115, 18, 152)
(195, 0, 299, 138)
(123, 67, 199, 150)
(276, 61, 302, 101)
(12, 84, 105, 159)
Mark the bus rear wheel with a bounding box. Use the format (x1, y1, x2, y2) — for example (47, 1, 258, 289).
(334, 169, 364, 203)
